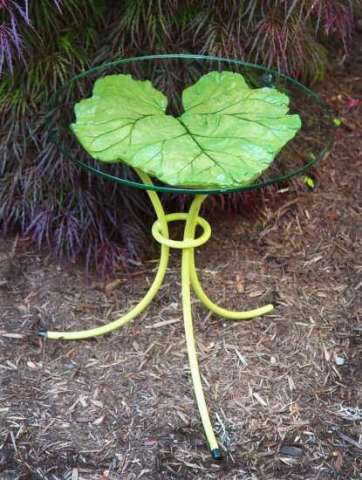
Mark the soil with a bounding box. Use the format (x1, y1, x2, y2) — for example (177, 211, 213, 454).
(0, 38, 361, 479)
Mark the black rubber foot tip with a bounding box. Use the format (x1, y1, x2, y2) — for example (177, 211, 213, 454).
(37, 329, 47, 338)
(211, 448, 222, 460)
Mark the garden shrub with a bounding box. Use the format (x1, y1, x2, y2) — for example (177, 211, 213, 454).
(0, 0, 356, 271)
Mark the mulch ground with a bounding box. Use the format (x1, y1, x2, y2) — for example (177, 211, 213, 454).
(1, 40, 361, 480)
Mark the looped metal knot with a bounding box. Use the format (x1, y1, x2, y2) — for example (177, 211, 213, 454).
(151, 213, 211, 249)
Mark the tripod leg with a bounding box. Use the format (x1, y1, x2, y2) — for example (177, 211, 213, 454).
(39, 171, 170, 340)
(189, 223, 273, 320)
(181, 195, 221, 459)
(190, 258, 273, 320)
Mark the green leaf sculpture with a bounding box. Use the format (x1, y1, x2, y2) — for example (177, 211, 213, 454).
(71, 72, 301, 188)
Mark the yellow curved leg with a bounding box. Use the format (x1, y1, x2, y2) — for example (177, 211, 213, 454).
(190, 255, 273, 319)
(188, 220, 273, 320)
(39, 171, 169, 340)
(182, 195, 221, 459)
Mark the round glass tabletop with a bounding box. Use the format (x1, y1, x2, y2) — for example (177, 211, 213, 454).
(47, 54, 335, 195)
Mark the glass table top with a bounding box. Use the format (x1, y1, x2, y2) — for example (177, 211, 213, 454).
(47, 54, 335, 195)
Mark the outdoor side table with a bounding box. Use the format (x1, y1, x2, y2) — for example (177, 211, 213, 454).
(39, 55, 334, 459)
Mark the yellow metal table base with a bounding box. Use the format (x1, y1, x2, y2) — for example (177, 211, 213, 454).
(38, 170, 273, 460)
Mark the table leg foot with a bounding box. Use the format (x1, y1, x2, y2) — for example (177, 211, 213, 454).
(211, 448, 222, 460)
